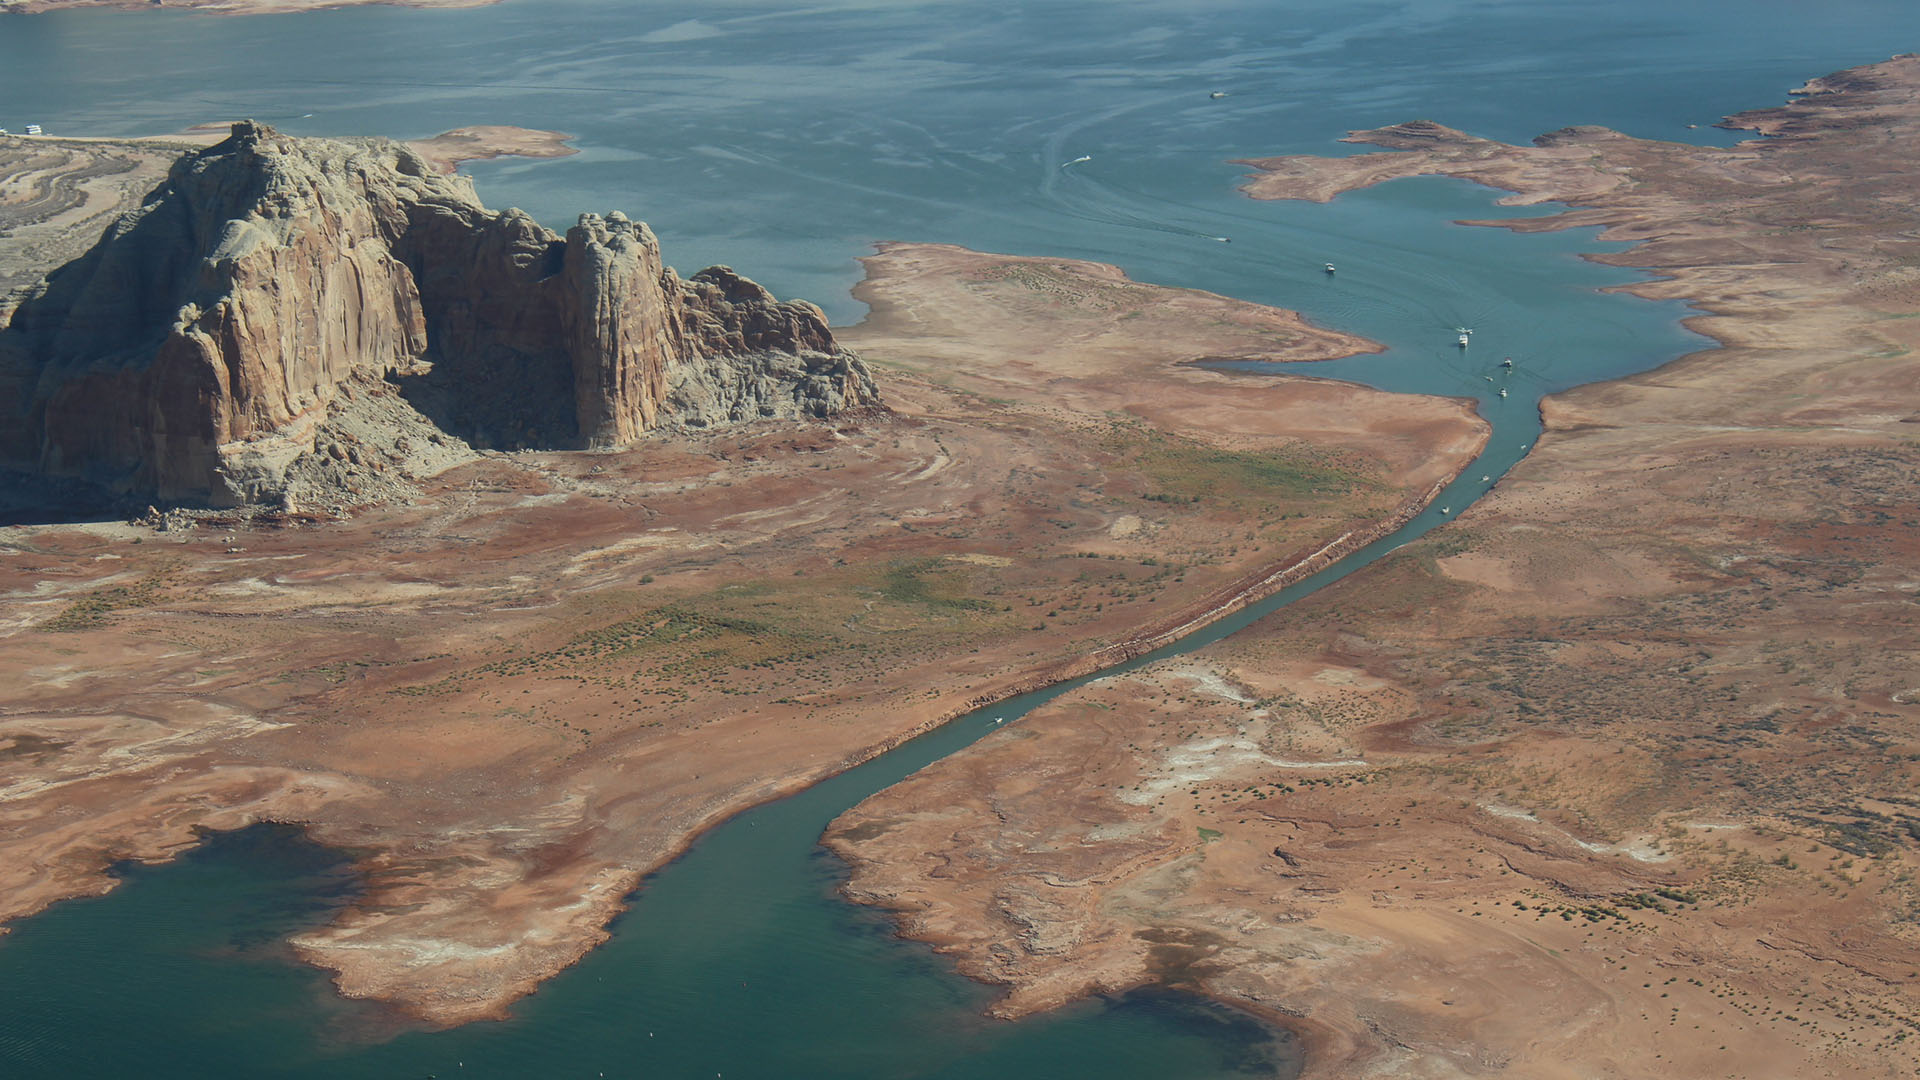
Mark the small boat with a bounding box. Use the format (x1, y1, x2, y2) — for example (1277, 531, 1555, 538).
(1480, 475, 1491, 482)
(24, 124, 44, 136)
(1062, 155, 1092, 168)
(1214, 236, 1231, 243)
(1210, 91, 1228, 100)
(1457, 333, 1470, 348)
(1497, 387, 1508, 398)
(1323, 263, 1336, 274)
(1500, 356, 1513, 368)
(1439, 506, 1451, 515)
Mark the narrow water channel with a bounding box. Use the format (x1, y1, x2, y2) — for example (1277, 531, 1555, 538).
(0, 420, 1526, 1080)
(0, 236, 1671, 1079)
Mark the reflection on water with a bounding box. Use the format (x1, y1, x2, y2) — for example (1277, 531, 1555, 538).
(3, 1, 1920, 1076)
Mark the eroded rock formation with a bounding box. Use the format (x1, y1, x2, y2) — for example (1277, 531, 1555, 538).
(0, 121, 876, 504)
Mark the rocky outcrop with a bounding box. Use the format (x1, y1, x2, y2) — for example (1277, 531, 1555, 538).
(667, 267, 876, 428)
(0, 121, 877, 504)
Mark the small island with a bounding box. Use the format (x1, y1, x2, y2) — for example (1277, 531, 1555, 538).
(404, 125, 577, 174)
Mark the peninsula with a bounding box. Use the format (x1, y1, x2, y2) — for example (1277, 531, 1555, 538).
(0, 125, 1482, 1023)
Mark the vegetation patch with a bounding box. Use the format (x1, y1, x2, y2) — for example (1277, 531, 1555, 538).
(38, 572, 172, 633)
(879, 558, 1001, 613)
(394, 563, 1021, 702)
(1107, 424, 1374, 506)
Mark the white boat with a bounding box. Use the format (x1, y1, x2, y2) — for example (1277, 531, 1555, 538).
(1497, 387, 1508, 398)
(1210, 91, 1228, 100)
(1324, 263, 1336, 274)
(1062, 155, 1092, 168)
(1500, 357, 1513, 368)
(1457, 333, 1470, 348)
(24, 124, 44, 136)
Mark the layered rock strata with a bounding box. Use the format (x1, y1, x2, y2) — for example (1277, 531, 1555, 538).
(0, 121, 875, 504)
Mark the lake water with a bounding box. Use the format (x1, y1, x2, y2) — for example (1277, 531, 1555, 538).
(4, 1, 1919, 1076)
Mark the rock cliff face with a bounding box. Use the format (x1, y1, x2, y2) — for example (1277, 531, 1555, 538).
(0, 121, 877, 504)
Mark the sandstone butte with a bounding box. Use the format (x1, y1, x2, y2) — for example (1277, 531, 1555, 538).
(827, 56, 1920, 1080)
(0, 123, 1486, 1024)
(0, 121, 876, 506)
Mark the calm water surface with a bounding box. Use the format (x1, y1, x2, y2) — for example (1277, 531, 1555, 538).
(4, 1, 1919, 1076)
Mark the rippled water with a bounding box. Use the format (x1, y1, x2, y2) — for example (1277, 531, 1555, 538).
(3, 1, 1918, 1076)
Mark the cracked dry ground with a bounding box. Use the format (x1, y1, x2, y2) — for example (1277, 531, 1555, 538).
(828, 56, 1920, 1080)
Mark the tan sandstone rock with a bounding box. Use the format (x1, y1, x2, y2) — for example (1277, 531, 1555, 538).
(0, 121, 876, 504)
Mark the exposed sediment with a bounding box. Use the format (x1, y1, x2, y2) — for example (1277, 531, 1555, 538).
(0, 237, 1483, 1025)
(829, 56, 1920, 1080)
(402, 126, 579, 175)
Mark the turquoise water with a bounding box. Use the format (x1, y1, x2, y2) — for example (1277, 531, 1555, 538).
(4, 2, 1920, 1076)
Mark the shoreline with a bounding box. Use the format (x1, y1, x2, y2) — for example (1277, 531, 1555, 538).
(824, 55, 1920, 1080)
(402, 125, 577, 175)
(1230, 118, 1803, 413)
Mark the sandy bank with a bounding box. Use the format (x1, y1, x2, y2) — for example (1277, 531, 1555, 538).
(403, 126, 577, 175)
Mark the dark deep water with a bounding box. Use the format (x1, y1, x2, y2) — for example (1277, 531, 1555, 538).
(5, 1, 1920, 1075)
